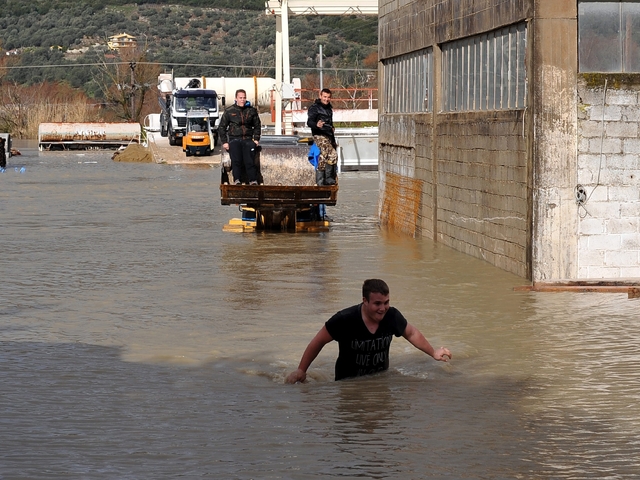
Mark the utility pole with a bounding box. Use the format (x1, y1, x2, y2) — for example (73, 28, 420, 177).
(319, 45, 323, 91)
(129, 62, 136, 121)
(266, 1, 377, 134)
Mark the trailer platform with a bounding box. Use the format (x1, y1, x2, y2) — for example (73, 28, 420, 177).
(220, 184, 338, 231)
(220, 184, 338, 209)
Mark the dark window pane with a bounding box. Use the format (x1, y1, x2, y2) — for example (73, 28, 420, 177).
(579, 3, 622, 72)
(622, 2, 640, 71)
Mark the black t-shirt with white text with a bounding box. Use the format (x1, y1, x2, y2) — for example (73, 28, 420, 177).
(325, 304, 408, 380)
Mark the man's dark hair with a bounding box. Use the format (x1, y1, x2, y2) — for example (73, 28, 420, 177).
(362, 279, 389, 300)
(235, 89, 247, 97)
(320, 88, 332, 97)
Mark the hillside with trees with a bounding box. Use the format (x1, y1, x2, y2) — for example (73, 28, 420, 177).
(0, 0, 377, 117)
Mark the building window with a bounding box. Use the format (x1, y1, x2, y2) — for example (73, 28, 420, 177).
(382, 48, 433, 113)
(579, 1, 640, 72)
(442, 23, 527, 112)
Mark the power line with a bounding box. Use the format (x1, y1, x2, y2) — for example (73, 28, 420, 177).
(0, 61, 376, 73)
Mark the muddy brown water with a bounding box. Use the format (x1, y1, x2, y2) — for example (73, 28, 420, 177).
(2, 143, 640, 478)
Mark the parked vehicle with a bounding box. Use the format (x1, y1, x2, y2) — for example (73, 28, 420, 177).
(182, 109, 214, 156)
(158, 75, 220, 147)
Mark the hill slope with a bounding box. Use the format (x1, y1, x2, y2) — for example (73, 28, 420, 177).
(0, 0, 378, 98)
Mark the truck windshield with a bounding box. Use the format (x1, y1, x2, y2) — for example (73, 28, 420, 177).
(175, 96, 217, 112)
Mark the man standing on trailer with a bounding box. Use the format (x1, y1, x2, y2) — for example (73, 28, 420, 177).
(307, 88, 338, 186)
(218, 89, 261, 185)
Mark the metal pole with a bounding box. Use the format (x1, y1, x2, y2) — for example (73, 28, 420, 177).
(319, 45, 323, 91)
(281, 0, 293, 135)
(129, 62, 136, 120)
(275, 16, 283, 135)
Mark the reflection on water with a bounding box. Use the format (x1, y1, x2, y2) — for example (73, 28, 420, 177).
(2, 146, 640, 478)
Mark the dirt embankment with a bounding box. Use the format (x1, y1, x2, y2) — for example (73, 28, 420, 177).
(111, 144, 153, 163)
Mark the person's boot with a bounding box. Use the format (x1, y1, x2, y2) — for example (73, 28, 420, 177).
(324, 164, 336, 185)
(316, 169, 325, 186)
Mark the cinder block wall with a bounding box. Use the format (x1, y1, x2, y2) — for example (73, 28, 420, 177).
(378, 114, 434, 238)
(436, 111, 529, 277)
(379, 0, 533, 277)
(415, 116, 435, 237)
(380, 1, 640, 281)
(577, 77, 640, 278)
(378, 115, 422, 237)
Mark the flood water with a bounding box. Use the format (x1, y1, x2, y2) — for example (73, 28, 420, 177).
(2, 144, 640, 479)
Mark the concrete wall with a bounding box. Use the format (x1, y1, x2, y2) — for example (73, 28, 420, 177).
(577, 77, 640, 278)
(380, 0, 640, 281)
(436, 111, 529, 277)
(379, 114, 434, 237)
(379, 0, 532, 60)
(378, 115, 421, 237)
(379, 0, 534, 278)
(529, 2, 579, 282)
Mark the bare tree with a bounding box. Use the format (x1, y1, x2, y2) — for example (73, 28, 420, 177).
(330, 52, 377, 110)
(95, 43, 160, 123)
(0, 82, 26, 136)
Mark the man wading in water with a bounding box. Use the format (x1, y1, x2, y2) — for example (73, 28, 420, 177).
(286, 279, 452, 382)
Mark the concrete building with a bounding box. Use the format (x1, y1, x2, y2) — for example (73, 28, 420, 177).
(378, 0, 640, 282)
(107, 33, 137, 51)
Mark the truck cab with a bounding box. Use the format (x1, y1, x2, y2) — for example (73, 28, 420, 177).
(158, 76, 220, 147)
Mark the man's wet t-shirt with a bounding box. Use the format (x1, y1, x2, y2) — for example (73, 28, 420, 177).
(325, 305, 408, 380)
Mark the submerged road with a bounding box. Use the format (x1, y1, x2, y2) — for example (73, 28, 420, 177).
(2, 146, 640, 478)
(147, 131, 222, 165)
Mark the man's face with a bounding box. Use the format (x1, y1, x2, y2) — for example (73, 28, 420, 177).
(362, 292, 390, 324)
(236, 92, 247, 107)
(320, 91, 331, 105)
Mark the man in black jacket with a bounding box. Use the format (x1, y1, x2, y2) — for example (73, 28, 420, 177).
(218, 89, 261, 185)
(307, 88, 337, 186)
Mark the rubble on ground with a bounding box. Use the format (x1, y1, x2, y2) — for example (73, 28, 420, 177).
(260, 151, 315, 185)
(112, 143, 153, 163)
(225, 149, 316, 186)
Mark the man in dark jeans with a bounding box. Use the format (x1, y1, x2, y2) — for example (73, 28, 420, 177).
(218, 89, 261, 185)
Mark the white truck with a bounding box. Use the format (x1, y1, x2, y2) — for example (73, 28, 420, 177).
(157, 74, 302, 146)
(158, 75, 220, 146)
